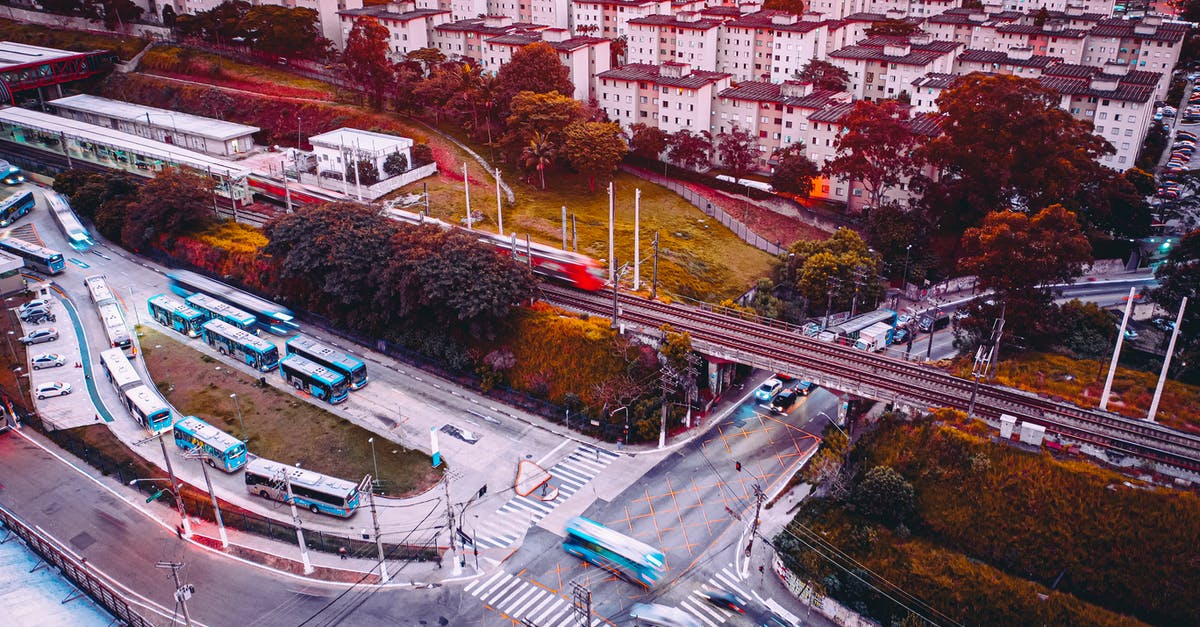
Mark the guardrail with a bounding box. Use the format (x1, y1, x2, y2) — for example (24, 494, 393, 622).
(0, 503, 156, 627)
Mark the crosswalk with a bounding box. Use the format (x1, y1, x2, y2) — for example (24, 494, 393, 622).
(465, 570, 605, 627)
(676, 565, 749, 627)
(470, 445, 620, 550)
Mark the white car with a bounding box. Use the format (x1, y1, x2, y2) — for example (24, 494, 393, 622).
(35, 381, 72, 399)
(17, 299, 48, 315)
(629, 603, 700, 627)
(755, 378, 783, 402)
(19, 328, 59, 345)
(31, 353, 67, 370)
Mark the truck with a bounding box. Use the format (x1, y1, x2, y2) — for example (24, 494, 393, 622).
(853, 322, 894, 352)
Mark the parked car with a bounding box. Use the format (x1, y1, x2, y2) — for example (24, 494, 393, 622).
(34, 381, 72, 399)
(892, 327, 911, 345)
(1151, 317, 1176, 332)
(31, 353, 66, 370)
(17, 299, 48, 315)
(754, 378, 783, 402)
(439, 424, 479, 444)
(800, 322, 822, 337)
(1123, 327, 1139, 341)
(19, 328, 59, 345)
(19, 307, 54, 323)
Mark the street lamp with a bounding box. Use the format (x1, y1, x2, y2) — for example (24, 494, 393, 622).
(817, 411, 849, 440)
(11, 366, 23, 399)
(130, 475, 191, 539)
(230, 393, 247, 443)
(368, 437, 379, 492)
(4, 330, 15, 364)
(611, 406, 629, 447)
(901, 244, 912, 298)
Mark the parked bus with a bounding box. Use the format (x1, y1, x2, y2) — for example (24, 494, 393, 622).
(184, 292, 257, 333)
(0, 237, 64, 275)
(123, 384, 173, 434)
(147, 294, 205, 338)
(99, 347, 140, 394)
(244, 455, 361, 517)
(87, 274, 134, 357)
(828, 309, 897, 344)
(0, 188, 34, 226)
(173, 416, 247, 472)
(279, 354, 349, 404)
(562, 516, 665, 588)
(0, 160, 23, 185)
(285, 335, 367, 390)
(84, 274, 117, 306)
(200, 319, 279, 371)
(168, 270, 298, 335)
(45, 190, 94, 251)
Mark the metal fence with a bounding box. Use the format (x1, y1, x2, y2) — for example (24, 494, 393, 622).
(649, 176, 786, 257)
(0, 504, 157, 627)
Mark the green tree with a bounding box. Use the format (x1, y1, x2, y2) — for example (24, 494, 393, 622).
(383, 152, 409, 177)
(770, 144, 820, 197)
(1150, 230, 1200, 381)
(762, 0, 806, 14)
(343, 17, 392, 108)
(520, 131, 557, 190)
(824, 99, 923, 210)
(785, 228, 885, 312)
(1123, 167, 1156, 197)
(1052, 300, 1118, 359)
(1080, 170, 1152, 237)
(853, 465, 915, 525)
(716, 125, 759, 190)
(863, 202, 930, 283)
(345, 159, 380, 186)
(495, 42, 574, 113)
(99, 0, 144, 29)
(413, 65, 462, 126)
(502, 90, 583, 162)
(628, 123, 669, 160)
(562, 121, 628, 192)
(122, 168, 216, 249)
(406, 47, 446, 77)
(411, 144, 434, 166)
(667, 129, 712, 171)
(794, 59, 850, 92)
(240, 5, 329, 58)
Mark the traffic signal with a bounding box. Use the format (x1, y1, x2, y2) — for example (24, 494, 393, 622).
(735, 461, 742, 472)
(478, 485, 487, 498)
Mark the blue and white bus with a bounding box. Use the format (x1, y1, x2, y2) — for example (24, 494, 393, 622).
(45, 191, 94, 251)
(279, 354, 349, 404)
(168, 270, 298, 335)
(85, 275, 133, 357)
(123, 385, 174, 434)
(244, 455, 361, 517)
(0, 237, 64, 275)
(285, 335, 367, 390)
(184, 292, 257, 333)
(0, 188, 33, 226)
(563, 516, 666, 588)
(200, 319, 279, 371)
(173, 416, 247, 472)
(147, 294, 205, 338)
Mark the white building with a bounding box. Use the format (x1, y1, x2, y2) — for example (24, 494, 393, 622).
(338, 4, 453, 57)
(595, 62, 731, 134)
(829, 34, 961, 101)
(625, 13, 723, 70)
(308, 128, 413, 178)
(172, 0, 364, 50)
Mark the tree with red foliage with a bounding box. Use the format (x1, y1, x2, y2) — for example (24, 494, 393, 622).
(824, 99, 924, 210)
(344, 17, 392, 108)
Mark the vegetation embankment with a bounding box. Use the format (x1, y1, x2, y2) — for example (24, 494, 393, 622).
(950, 352, 1200, 434)
(778, 414, 1200, 626)
(139, 46, 342, 101)
(141, 329, 440, 497)
(0, 19, 149, 60)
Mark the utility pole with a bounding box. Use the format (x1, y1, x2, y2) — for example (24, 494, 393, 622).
(925, 307, 940, 361)
(444, 472, 461, 576)
(278, 465, 314, 574)
(611, 260, 627, 330)
(1148, 296, 1187, 423)
(282, 159, 293, 213)
(561, 206, 567, 250)
(634, 188, 641, 291)
(156, 562, 194, 627)
(157, 434, 192, 538)
(464, 163, 472, 230)
(365, 476, 389, 583)
(570, 581, 592, 627)
(650, 231, 660, 300)
(184, 449, 227, 549)
(495, 168, 504, 236)
(823, 277, 840, 330)
(608, 181, 615, 282)
(850, 265, 870, 319)
(967, 317, 1002, 420)
(745, 484, 765, 558)
(571, 214, 578, 252)
(1100, 287, 1138, 411)
(657, 339, 681, 450)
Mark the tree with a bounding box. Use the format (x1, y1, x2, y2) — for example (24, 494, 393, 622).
(520, 131, 557, 190)
(959, 204, 1092, 309)
(1079, 171, 1152, 237)
(502, 90, 583, 162)
(866, 19, 921, 37)
(667, 129, 712, 171)
(762, 0, 806, 14)
(495, 42, 574, 113)
(1150, 230, 1200, 381)
(628, 123, 669, 160)
(406, 47, 446, 77)
(1033, 6, 1051, 28)
(716, 125, 759, 190)
(1123, 167, 1156, 197)
(240, 6, 329, 59)
(99, 0, 144, 29)
(345, 159, 380, 186)
(863, 202, 931, 283)
(794, 59, 850, 92)
(563, 121, 629, 192)
(770, 144, 819, 197)
(343, 17, 392, 108)
(122, 168, 216, 250)
(853, 466, 915, 525)
(413, 66, 462, 126)
(922, 74, 1113, 229)
(412, 144, 434, 166)
(784, 228, 885, 313)
(383, 152, 409, 177)
(824, 100, 923, 210)
(1052, 300, 1118, 359)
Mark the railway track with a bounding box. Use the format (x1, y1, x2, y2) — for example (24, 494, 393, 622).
(540, 284, 1200, 472)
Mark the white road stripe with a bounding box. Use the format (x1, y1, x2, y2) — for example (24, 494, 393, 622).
(505, 586, 541, 615)
(679, 599, 722, 627)
(532, 596, 569, 625)
(466, 570, 505, 594)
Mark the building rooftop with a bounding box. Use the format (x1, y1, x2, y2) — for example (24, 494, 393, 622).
(718, 81, 846, 109)
(0, 41, 86, 71)
(724, 10, 827, 33)
(830, 39, 961, 66)
(48, 94, 259, 141)
(598, 63, 730, 88)
(628, 14, 723, 30)
(808, 101, 856, 123)
(957, 48, 1062, 68)
(1089, 17, 1187, 42)
(911, 71, 961, 89)
(336, 6, 449, 22)
(1042, 63, 1162, 86)
(1039, 75, 1155, 103)
(308, 128, 413, 155)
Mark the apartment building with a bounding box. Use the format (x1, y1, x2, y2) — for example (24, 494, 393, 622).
(981, 22, 1089, 63)
(571, 0, 672, 37)
(712, 80, 850, 170)
(482, 30, 611, 99)
(923, 8, 1021, 47)
(908, 71, 958, 112)
(954, 47, 1063, 77)
(595, 62, 731, 134)
(626, 13, 723, 69)
(716, 10, 830, 82)
(338, 4, 452, 57)
(433, 15, 547, 61)
(866, 0, 958, 18)
(991, 0, 1116, 14)
(829, 34, 961, 101)
(1083, 16, 1185, 100)
(1041, 63, 1155, 169)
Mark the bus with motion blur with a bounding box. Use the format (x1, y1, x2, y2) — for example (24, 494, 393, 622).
(200, 319, 279, 371)
(45, 190, 94, 251)
(185, 292, 257, 334)
(0, 237, 64, 275)
(279, 354, 349, 404)
(0, 188, 34, 227)
(0, 160, 23, 185)
(172, 416, 247, 472)
(243, 455, 361, 517)
(285, 335, 367, 390)
(147, 294, 205, 338)
(85, 275, 134, 357)
(562, 516, 665, 588)
(168, 269, 298, 335)
(122, 385, 173, 434)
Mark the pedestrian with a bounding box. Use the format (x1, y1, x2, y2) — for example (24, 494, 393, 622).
(758, 565, 764, 574)
(339, 546, 348, 560)
(176, 525, 183, 539)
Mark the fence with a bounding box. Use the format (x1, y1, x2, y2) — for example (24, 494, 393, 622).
(0, 504, 156, 627)
(644, 173, 786, 257)
(299, 163, 439, 201)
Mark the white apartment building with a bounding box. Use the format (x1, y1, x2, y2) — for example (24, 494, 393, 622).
(716, 11, 829, 82)
(433, 15, 546, 60)
(923, 8, 1021, 47)
(1041, 64, 1155, 169)
(571, 0, 672, 38)
(976, 22, 1089, 63)
(482, 30, 611, 99)
(625, 13, 722, 69)
(908, 71, 958, 112)
(1083, 16, 1185, 100)
(338, 4, 452, 57)
(175, 0, 364, 50)
(711, 81, 851, 170)
(954, 47, 1062, 77)
(595, 62, 731, 134)
(866, 0, 958, 18)
(993, 0, 1116, 14)
(829, 34, 961, 101)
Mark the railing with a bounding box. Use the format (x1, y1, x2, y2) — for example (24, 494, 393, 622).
(637, 171, 786, 256)
(0, 504, 157, 627)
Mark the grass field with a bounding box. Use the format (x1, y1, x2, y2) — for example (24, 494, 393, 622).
(140, 46, 343, 101)
(0, 19, 148, 60)
(140, 329, 441, 497)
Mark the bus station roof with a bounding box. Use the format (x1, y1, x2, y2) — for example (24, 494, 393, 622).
(0, 41, 83, 71)
(48, 94, 260, 142)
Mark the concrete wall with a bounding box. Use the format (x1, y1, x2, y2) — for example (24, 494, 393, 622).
(2, 6, 171, 40)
